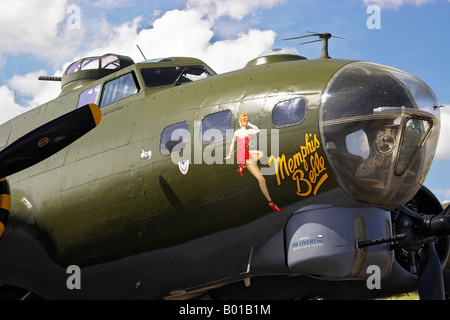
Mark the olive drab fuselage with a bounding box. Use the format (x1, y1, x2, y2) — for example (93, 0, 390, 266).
(0, 49, 442, 299)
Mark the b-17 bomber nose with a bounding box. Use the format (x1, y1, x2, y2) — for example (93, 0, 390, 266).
(320, 62, 440, 206)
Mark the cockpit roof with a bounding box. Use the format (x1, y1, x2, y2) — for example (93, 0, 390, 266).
(61, 54, 135, 91)
(64, 54, 135, 75)
(61, 54, 216, 93)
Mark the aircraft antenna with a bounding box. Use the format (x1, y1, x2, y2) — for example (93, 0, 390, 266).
(137, 45, 147, 60)
(282, 32, 344, 59)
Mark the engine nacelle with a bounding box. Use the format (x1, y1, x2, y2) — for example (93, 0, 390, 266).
(285, 205, 393, 280)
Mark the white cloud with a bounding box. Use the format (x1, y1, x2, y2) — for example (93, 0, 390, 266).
(204, 29, 276, 73)
(0, 85, 31, 123)
(0, 71, 61, 125)
(187, 0, 286, 21)
(0, 0, 69, 56)
(435, 105, 450, 159)
(0, 0, 280, 72)
(7, 71, 61, 109)
(0, 1, 279, 125)
(83, 7, 276, 74)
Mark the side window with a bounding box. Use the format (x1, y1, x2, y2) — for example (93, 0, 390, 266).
(99, 72, 139, 108)
(272, 97, 307, 127)
(160, 122, 189, 155)
(77, 84, 101, 108)
(141, 67, 183, 88)
(201, 110, 232, 145)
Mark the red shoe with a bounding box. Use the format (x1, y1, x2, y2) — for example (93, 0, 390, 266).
(269, 201, 283, 212)
(237, 164, 245, 176)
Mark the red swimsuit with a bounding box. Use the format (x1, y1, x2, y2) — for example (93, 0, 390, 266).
(236, 136, 250, 164)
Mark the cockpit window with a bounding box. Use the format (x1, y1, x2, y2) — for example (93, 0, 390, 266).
(99, 72, 139, 108)
(66, 60, 81, 75)
(102, 55, 121, 70)
(77, 84, 101, 108)
(65, 54, 130, 76)
(141, 67, 182, 87)
(140, 66, 212, 88)
(81, 57, 99, 70)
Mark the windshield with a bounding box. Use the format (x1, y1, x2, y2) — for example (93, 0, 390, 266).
(140, 66, 212, 88)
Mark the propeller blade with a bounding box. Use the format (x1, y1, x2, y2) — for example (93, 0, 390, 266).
(0, 103, 101, 178)
(418, 242, 445, 300)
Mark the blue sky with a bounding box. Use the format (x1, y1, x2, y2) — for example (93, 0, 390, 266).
(0, 0, 449, 203)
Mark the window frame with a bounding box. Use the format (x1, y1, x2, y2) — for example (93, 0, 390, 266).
(99, 72, 140, 108)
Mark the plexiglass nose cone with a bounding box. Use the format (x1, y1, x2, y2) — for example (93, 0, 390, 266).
(320, 62, 440, 206)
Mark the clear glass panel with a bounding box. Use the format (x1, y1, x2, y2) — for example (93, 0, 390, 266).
(161, 122, 189, 155)
(141, 66, 212, 88)
(388, 68, 439, 117)
(201, 110, 232, 145)
(346, 130, 370, 160)
(396, 118, 431, 174)
(66, 60, 81, 75)
(272, 98, 307, 127)
(81, 57, 99, 70)
(141, 67, 183, 87)
(77, 84, 101, 108)
(101, 55, 120, 70)
(182, 66, 212, 82)
(100, 73, 139, 107)
(321, 62, 440, 206)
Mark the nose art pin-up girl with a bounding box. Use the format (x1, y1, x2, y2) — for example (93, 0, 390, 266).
(226, 113, 283, 212)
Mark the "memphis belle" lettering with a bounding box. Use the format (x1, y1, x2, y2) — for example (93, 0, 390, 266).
(268, 133, 328, 197)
